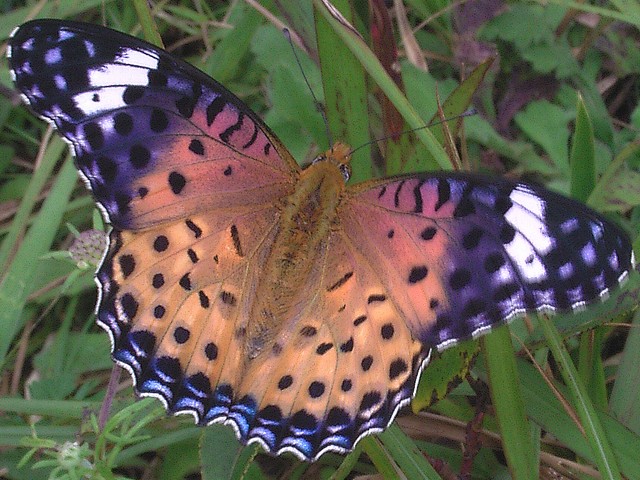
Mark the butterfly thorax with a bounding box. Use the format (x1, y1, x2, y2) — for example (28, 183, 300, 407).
(245, 147, 350, 360)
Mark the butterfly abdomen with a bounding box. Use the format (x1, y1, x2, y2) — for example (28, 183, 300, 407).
(246, 159, 347, 358)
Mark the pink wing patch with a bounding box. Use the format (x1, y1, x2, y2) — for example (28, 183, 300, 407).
(344, 173, 633, 349)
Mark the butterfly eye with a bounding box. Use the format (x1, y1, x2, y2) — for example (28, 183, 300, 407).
(339, 163, 351, 182)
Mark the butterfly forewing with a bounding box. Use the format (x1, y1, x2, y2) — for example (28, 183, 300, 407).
(343, 173, 633, 349)
(9, 19, 299, 230)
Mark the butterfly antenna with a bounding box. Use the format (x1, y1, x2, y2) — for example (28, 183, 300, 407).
(283, 28, 334, 148)
(349, 108, 477, 156)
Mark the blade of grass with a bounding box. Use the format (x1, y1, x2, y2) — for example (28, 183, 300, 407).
(0, 132, 64, 273)
(0, 397, 101, 418)
(482, 327, 537, 480)
(360, 436, 403, 480)
(569, 94, 608, 409)
(539, 315, 622, 480)
(132, 0, 163, 46)
(516, 358, 640, 478)
(313, 0, 451, 171)
(0, 153, 77, 365)
(314, 0, 371, 182)
(2, 426, 80, 446)
(609, 308, 640, 434)
(378, 423, 442, 479)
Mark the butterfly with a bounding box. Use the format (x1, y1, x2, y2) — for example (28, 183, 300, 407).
(8, 19, 635, 462)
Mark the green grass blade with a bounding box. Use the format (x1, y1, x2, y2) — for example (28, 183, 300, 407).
(1, 426, 80, 446)
(313, 0, 451, 171)
(517, 359, 640, 478)
(609, 308, 640, 434)
(0, 153, 77, 365)
(132, 0, 163, 46)
(360, 436, 402, 479)
(539, 315, 622, 480)
(570, 94, 609, 408)
(482, 327, 537, 480)
(377, 424, 442, 479)
(0, 397, 101, 419)
(314, 0, 371, 182)
(0, 135, 65, 272)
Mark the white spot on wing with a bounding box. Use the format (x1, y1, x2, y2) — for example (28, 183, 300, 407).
(22, 37, 35, 51)
(27, 84, 44, 100)
(506, 188, 555, 255)
(559, 262, 574, 280)
(532, 288, 555, 310)
(44, 46, 62, 64)
(581, 243, 597, 266)
(560, 217, 579, 234)
(593, 271, 606, 292)
(59, 30, 75, 41)
(87, 64, 152, 88)
(609, 251, 620, 271)
(23, 61, 34, 76)
(567, 286, 586, 309)
(591, 222, 604, 241)
(83, 39, 96, 58)
(114, 48, 160, 69)
(495, 265, 513, 283)
(54, 74, 67, 90)
(504, 232, 547, 282)
(73, 86, 130, 115)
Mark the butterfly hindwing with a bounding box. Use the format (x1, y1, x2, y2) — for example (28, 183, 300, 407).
(343, 173, 633, 349)
(210, 225, 428, 460)
(9, 19, 299, 230)
(98, 205, 282, 416)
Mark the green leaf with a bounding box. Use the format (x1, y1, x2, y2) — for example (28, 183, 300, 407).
(588, 141, 640, 212)
(200, 426, 262, 480)
(570, 93, 596, 201)
(412, 342, 478, 412)
(315, 0, 371, 182)
(514, 100, 572, 178)
(609, 308, 640, 435)
(482, 327, 538, 480)
(539, 316, 623, 480)
(204, 2, 263, 85)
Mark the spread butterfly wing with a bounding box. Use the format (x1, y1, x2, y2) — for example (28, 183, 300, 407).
(96, 190, 424, 462)
(217, 170, 633, 461)
(213, 230, 430, 461)
(9, 20, 299, 230)
(341, 172, 634, 350)
(98, 206, 282, 426)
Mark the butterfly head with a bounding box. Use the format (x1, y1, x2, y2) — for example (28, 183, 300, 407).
(313, 142, 352, 182)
